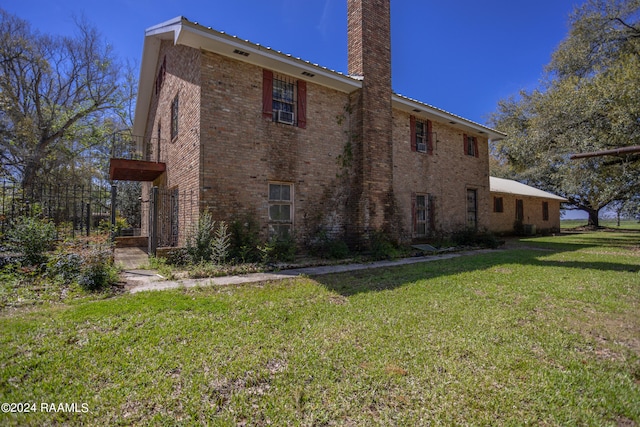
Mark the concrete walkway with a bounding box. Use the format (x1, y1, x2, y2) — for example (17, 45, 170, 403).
(117, 248, 497, 294)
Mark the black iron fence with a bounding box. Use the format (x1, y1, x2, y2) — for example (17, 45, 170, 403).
(0, 180, 113, 242)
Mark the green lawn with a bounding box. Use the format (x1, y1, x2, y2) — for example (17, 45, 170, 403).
(562, 218, 640, 230)
(1, 232, 639, 425)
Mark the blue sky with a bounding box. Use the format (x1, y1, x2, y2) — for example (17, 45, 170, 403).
(5, 0, 580, 126)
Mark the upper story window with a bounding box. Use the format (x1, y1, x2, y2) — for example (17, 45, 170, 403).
(464, 134, 479, 157)
(262, 70, 307, 128)
(170, 94, 179, 141)
(273, 78, 295, 123)
(410, 116, 432, 154)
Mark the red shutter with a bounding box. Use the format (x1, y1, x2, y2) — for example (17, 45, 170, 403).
(297, 80, 307, 129)
(410, 115, 416, 152)
(428, 194, 436, 231)
(463, 134, 468, 155)
(427, 120, 433, 155)
(262, 69, 273, 120)
(473, 137, 479, 158)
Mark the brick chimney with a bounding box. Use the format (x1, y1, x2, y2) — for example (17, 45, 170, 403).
(346, 0, 397, 246)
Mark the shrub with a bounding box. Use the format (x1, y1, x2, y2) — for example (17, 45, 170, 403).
(309, 230, 350, 259)
(185, 211, 217, 263)
(76, 243, 118, 291)
(98, 216, 130, 236)
(211, 221, 230, 265)
(47, 239, 118, 291)
(369, 231, 400, 260)
(229, 215, 262, 263)
(259, 234, 296, 264)
(7, 216, 57, 265)
(451, 228, 501, 249)
(185, 212, 230, 264)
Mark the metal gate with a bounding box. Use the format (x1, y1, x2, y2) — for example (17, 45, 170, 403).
(148, 186, 179, 255)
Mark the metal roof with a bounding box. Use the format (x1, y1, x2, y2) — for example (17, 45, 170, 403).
(490, 177, 568, 201)
(134, 16, 506, 141)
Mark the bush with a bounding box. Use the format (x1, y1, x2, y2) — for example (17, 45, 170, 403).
(47, 239, 118, 291)
(308, 230, 350, 259)
(229, 215, 262, 263)
(76, 243, 118, 291)
(451, 228, 501, 249)
(369, 231, 400, 260)
(185, 211, 217, 263)
(211, 221, 230, 265)
(7, 216, 57, 265)
(185, 212, 230, 264)
(259, 234, 296, 264)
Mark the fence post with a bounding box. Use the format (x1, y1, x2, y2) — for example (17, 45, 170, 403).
(111, 183, 117, 241)
(149, 186, 158, 257)
(86, 202, 91, 237)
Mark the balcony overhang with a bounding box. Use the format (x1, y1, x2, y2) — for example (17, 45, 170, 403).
(109, 158, 166, 181)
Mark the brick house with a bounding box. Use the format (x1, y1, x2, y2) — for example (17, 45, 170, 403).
(111, 0, 506, 249)
(489, 177, 567, 235)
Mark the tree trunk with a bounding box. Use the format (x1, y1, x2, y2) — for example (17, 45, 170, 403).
(587, 208, 600, 227)
(21, 158, 39, 189)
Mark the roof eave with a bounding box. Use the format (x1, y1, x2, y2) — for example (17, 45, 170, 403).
(392, 94, 506, 141)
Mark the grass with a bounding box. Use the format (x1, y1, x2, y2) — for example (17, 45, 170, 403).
(1, 232, 639, 425)
(562, 218, 640, 230)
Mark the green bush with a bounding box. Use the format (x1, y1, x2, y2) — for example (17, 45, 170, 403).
(76, 243, 118, 291)
(47, 239, 118, 291)
(229, 215, 262, 263)
(309, 230, 350, 259)
(7, 216, 57, 265)
(369, 230, 400, 260)
(185, 211, 217, 263)
(259, 234, 296, 264)
(185, 212, 230, 264)
(451, 228, 501, 249)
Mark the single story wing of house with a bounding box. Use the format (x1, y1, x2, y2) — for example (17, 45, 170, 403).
(489, 177, 568, 235)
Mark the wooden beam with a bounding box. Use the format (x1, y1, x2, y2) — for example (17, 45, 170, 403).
(570, 145, 640, 159)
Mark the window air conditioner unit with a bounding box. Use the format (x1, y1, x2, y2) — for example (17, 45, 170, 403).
(417, 143, 427, 152)
(277, 110, 295, 125)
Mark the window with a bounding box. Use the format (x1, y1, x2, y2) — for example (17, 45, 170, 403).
(268, 183, 293, 236)
(493, 196, 504, 213)
(542, 201, 549, 221)
(273, 78, 295, 123)
(410, 116, 433, 154)
(170, 94, 179, 141)
(463, 134, 479, 157)
(155, 56, 166, 95)
(413, 193, 435, 236)
(262, 70, 307, 128)
(515, 199, 524, 222)
(467, 189, 478, 229)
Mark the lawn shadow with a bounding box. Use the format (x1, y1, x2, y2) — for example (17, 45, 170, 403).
(313, 232, 640, 297)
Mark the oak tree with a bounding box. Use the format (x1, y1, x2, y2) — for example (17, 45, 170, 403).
(489, 0, 640, 226)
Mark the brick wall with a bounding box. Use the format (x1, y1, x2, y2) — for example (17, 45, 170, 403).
(141, 41, 201, 245)
(392, 110, 491, 241)
(198, 50, 352, 243)
(490, 193, 562, 234)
